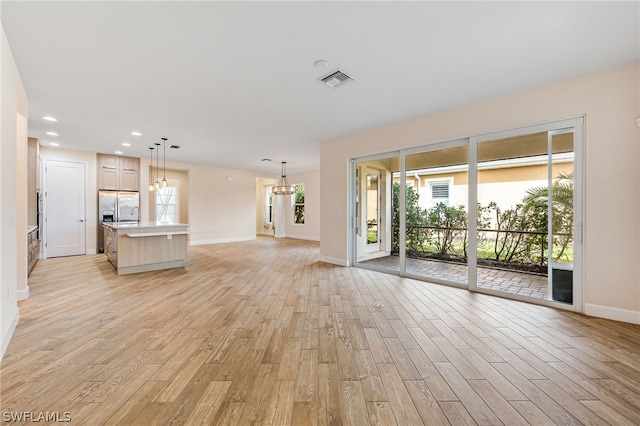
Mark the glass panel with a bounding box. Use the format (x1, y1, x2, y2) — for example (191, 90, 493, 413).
(404, 146, 468, 285)
(477, 131, 552, 300)
(156, 185, 177, 223)
(355, 156, 400, 272)
(549, 132, 574, 303)
(366, 174, 379, 244)
(155, 177, 180, 223)
(294, 184, 305, 224)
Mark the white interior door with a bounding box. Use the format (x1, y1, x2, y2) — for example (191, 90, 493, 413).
(45, 160, 86, 257)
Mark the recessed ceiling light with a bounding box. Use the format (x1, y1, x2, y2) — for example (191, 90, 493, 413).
(115, 151, 123, 155)
(314, 60, 329, 68)
(46, 131, 58, 136)
(49, 142, 60, 147)
(122, 142, 131, 147)
(131, 131, 142, 136)
(43, 116, 57, 122)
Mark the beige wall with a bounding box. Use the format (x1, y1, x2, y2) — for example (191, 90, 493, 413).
(150, 160, 265, 245)
(320, 62, 640, 323)
(1, 24, 28, 357)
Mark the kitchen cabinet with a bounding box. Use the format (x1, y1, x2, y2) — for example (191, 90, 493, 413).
(27, 227, 40, 275)
(104, 224, 116, 267)
(97, 154, 140, 191)
(103, 222, 188, 275)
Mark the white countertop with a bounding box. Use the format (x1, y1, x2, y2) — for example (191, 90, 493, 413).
(103, 221, 188, 229)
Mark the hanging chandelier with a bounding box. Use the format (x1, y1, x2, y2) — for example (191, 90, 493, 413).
(272, 161, 295, 195)
(154, 142, 161, 189)
(161, 137, 168, 187)
(148, 146, 155, 192)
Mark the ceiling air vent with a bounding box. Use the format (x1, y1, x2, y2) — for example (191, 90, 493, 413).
(319, 69, 354, 88)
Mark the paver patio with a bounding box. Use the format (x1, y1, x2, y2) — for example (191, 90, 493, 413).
(360, 255, 549, 300)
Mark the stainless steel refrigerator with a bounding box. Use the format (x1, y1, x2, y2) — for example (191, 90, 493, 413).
(98, 190, 139, 253)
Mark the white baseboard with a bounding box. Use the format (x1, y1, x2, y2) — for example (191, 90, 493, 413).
(317, 255, 349, 267)
(87, 248, 96, 255)
(190, 236, 257, 246)
(17, 286, 30, 301)
(584, 303, 640, 325)
(1, 309, 19, 360)
(287, 235, 320, 242)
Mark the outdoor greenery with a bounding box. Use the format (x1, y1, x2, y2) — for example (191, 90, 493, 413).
(391, 172, 574, 274)
(294, 184, 305, 224)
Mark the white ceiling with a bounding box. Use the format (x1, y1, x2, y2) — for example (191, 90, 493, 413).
(2, 1, 638, 175)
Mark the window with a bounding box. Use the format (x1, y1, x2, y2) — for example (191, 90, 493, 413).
(265, 185, 273, 225)
(428, 179, 451, 207)
(156, 185, 177, 223)
(293, 184, 305, 224)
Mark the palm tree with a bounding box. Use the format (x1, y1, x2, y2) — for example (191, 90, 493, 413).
(523, 172, 574, 261)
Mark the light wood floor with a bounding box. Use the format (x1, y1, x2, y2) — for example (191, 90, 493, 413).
(2, 237, 640, 425)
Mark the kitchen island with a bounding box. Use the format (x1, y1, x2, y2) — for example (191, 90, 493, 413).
(103, 221, 188, 275)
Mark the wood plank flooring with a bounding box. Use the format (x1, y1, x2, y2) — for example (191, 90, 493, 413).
(2, 237, 639, 425)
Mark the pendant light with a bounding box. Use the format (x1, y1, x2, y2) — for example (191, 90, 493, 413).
(148, 147, 155, 192)
(154, 143, 161, 189)
(272, 161, 295, 195)
(161, 137, 168, 187)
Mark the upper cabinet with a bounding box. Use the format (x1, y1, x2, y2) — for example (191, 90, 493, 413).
(97, 154, 140, 191)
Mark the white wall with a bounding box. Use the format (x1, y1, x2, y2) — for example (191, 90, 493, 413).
(284, 169, 320, 241)
(1, 24, 28, 358)
(320, 62, 640, 324)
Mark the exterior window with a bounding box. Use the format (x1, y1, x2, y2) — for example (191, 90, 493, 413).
(156, 185, 177, 223)
(428, 180, 451, 207)
(293, 184, 305, 224)
(265, 185, 273, 225)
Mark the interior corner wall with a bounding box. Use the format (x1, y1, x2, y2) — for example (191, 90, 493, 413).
(285, 169, 320, 241)
(1, 23, 27, 358)
(320, 61, 640, 322)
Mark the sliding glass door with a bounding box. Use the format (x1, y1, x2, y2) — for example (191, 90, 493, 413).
(471, 122, 580, 306)
(352, 118, 582, 311)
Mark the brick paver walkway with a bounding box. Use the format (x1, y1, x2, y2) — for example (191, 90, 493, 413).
(360, 255, 549, 300)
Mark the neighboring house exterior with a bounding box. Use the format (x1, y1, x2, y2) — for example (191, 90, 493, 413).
(402, 154, 574, 213)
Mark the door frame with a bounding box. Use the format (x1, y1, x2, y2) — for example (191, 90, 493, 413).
(43, 158, 87, 258)
(469, 117, 584, 313)
(351, 117, 584, 313)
